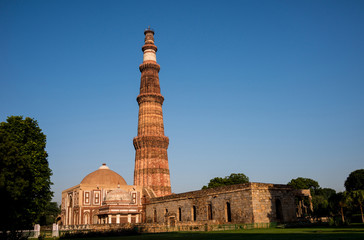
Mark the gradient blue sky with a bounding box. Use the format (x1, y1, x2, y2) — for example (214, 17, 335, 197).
(1, 0, 363, 203)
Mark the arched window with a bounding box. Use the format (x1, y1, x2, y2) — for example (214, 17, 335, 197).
(225, 202, 231, 222)
(192, 206, 197, 221)
(68, 195, 73, 207)
(207, 204, 213, 220)
(178, 207, 182, 221)
(153, 208, 157, 222)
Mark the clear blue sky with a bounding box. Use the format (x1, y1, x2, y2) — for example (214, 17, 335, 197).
(1, 0, 363, 203)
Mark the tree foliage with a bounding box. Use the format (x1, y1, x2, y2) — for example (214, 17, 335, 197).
(315, 188, 336, 199)
(39, 202, 61, 226)
(347, 190, 364, 223)
(288, 171, 364, 224)
(329, 192, 349, 223)
(287, 177, 319, 192)
(288, 177, 338, 218)
(344, 170, 364, 223)
(312, 188, 336, 217)
(0, 116, 53, 232)
(345, 169, 364, 191)
(202, 173, 249, 189)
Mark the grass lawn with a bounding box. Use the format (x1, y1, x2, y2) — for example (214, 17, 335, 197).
(58, 225, 364, 240)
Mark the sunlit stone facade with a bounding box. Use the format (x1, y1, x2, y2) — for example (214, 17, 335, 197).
(60, 164, 155, 226)
(133, 28, 172, 197)
(59, 29, 310, 229)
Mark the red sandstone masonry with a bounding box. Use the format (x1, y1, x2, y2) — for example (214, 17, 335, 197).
(133, 29, 171, 197)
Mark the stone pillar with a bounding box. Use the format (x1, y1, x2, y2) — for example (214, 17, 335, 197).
(133, 28, 171, 197)
(116, 214, 120, 224)
(52, 223, 59, 237)
(65, 202, 68, 226)
(33, 224, 40, 238)
(108, 215, 112, 224)
(136, 214, 139, 223)
(128, 214, 131, 223)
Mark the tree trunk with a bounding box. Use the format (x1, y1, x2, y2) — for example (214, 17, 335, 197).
(341, 207, 345, 223)
(360, 204, 364, 223)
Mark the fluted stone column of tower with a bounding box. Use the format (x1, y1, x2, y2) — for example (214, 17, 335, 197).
(133, 28, 171, 197)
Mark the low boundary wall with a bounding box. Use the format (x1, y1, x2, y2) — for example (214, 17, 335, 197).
(57, 222, 277, 236)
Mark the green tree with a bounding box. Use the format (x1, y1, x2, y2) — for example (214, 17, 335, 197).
(39, 202, 61, 226)
(329, 192, 346, 223)
(346, 190, 364, 223)
(0, 116, 53, 235)
(344, 169, 364, 223)
(315, 188, 336, 199)
(202, 173, 249, 189)
(287, 177, 320, 193)
(329, 192, 350, 224)
(312, 188, 336, 217)
(288, 178, 338, 218)
(345, 169, 364, 191)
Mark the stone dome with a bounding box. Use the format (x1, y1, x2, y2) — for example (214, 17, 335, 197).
(80, 164, 127, 186)
(105, 188, 132, 202)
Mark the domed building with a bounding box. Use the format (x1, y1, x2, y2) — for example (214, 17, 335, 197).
(60, 164, 156, 225)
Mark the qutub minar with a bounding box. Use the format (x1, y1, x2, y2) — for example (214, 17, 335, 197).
(133, 28, 171, 197)
(60, 28, 311, 228)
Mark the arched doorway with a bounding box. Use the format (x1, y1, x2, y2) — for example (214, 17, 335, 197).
(84, 212, 90, 225)
(93, 215, 99, 224)
(67, 195, 73, 225)
(74, 212, 79, 225)
(275, 199, 284, 222)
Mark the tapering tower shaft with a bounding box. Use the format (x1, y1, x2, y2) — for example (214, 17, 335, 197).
(133, 29, 171, 197)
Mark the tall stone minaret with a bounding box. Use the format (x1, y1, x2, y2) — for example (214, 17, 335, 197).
(133, 28, 171, 197)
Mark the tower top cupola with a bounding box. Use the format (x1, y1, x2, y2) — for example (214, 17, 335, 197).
(144, 26, 154, 35)
(142, 26, 157, 62)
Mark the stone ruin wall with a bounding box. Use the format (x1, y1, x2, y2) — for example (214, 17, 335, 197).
(145, 182, 297, 225)
(146, 184, 254, 224)
(250, 183, 297, 223)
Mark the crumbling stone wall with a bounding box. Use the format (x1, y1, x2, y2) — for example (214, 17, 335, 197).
(250, 183, 296, 223)
(145, 182, 297, 225)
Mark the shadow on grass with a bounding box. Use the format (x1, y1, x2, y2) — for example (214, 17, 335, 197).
(59, 225, 364, 240)
(62, 231, 364, 240)
(133, 231, 364, 240)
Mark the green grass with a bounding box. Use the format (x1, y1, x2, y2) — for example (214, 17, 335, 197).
(57, 226, 364, 240)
